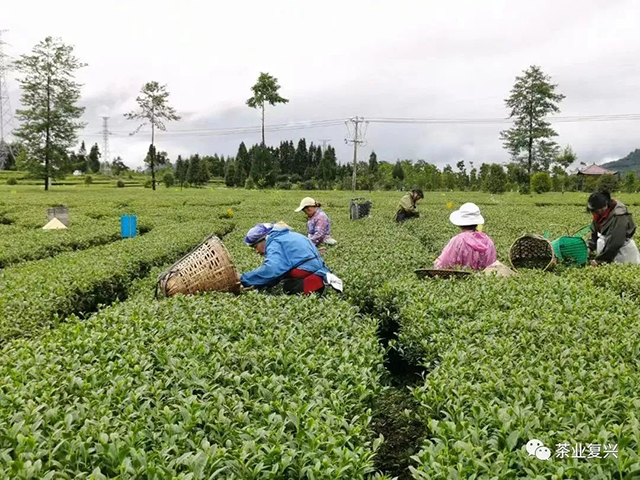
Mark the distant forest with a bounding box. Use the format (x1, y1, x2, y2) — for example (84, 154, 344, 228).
(168, 140, 631, 194)
(3, 137, 639, 193)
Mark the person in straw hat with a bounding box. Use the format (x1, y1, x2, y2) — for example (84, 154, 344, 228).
(295, 197, 337, 246)
(240, 222, 343, 295)
(434, 202, 497, 270)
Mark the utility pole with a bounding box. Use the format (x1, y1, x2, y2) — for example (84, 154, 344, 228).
(101, 116, 112, 164)
(0, 30, 15, 170)
(345, 116, 367, 192)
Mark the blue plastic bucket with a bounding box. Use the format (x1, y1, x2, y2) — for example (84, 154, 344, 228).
(120, 215, 137, 238)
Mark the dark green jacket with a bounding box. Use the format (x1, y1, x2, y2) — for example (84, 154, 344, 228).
(590, 200, 636, 263)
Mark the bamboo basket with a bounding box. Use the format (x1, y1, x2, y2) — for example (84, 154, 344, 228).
(509, 234, 556, 271)
(156, 234, 241, 297)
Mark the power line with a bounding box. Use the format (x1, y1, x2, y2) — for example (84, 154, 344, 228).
(368, 114, 640, 125)
(91, 118, 344, 135)
(80, 113, 640, 139)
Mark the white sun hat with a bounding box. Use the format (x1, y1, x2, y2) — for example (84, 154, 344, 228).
(295, 197, 317, 212)
(449, 202, 485, 226)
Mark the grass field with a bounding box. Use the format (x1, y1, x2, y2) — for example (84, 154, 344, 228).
(1, 184, 639, 478)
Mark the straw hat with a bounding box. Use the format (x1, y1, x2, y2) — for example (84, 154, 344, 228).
(449, 202, 484, 226)
(295, 197, 317, 212)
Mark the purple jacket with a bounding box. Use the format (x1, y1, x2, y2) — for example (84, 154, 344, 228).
(307, 208, 331, 245)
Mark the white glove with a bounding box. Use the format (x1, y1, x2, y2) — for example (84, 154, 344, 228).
(325, 273, 344, 293)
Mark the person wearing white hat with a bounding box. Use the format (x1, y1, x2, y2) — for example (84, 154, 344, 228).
(295, 197, 337, 246)
(434, 202, 497, 270)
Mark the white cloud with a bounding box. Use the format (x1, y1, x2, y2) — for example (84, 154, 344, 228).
(4, 0, 640, 168)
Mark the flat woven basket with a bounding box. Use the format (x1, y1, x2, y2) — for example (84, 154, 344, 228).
(156, 234, 241, 297)
(415, 268, 472, 279)
(509, 234, 556, 271)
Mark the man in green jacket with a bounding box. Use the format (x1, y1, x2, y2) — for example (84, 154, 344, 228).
(395, 189, 424, 222)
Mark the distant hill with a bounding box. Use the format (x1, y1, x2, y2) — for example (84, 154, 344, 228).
(602, 149, 640, 175)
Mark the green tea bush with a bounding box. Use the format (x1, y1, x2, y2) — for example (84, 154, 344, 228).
(3, 188, 640, 478)
(0, 294, 385, 478)
(6, 177, 17, 185)
(0, 220, 234, 342)
(116, 179, 125, 188)
(0, 220, 120, 268)
(393, 270, 640, 478)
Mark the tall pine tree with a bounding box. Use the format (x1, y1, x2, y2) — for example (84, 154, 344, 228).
(125, 81, 180, 190)
(500, 65, 565, 177)
(392, 161, 404, 181)
(14, 37, 86, 190)
(198, 158, 210, 185)
(294, 139, 308, 177)
(319, 146, 338, 189)
(236, 142, 251, 179)
(246, 73, 289, 145)
(186, 155, 201, 186)
(278, 140, 295, 176)
(76, 141, 88, 172)
(175, 155, 188, 188)
(225, 161, 237, 187)
(87, 143, 101, 173)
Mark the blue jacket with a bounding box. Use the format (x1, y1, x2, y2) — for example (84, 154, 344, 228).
(240, 226, 331, 288)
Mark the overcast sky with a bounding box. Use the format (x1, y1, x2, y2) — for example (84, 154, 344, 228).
(3, 0, 640, 169)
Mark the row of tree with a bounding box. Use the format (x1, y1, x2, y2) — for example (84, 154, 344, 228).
(2, 33, 625, 193)
(2, 139, 134, 177)
(152, 138, 622, 194)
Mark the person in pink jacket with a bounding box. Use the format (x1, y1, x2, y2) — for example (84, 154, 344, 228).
(434, 202, 497, 270)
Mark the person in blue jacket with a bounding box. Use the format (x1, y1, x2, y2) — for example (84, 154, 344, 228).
(240, 222, 344, 295)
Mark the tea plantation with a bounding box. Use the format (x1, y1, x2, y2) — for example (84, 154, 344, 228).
(1, 185, 639, 478)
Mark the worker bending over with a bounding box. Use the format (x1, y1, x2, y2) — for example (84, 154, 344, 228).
(434, 202, 497, 270)
(396, 189, 424, 222)
(587, 191, 640, 265)
(240, 222, 343, 295)
(295, 197, 337, 246)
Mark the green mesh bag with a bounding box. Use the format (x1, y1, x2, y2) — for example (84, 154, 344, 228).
(550, 225, 590, 267)
(551, 236, 588, 266)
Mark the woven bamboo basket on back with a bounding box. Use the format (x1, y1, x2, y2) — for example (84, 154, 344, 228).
(509, 234, 556, 271)
(157, 234, 241, 297)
